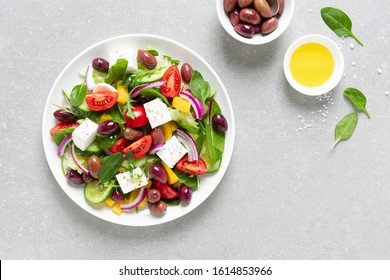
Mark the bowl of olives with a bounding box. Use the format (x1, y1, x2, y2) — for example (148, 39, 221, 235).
(216, 0, 294, 45)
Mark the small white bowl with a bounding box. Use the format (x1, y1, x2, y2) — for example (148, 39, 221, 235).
(283, 34, 344, 96)
(216, 0, 294, 45)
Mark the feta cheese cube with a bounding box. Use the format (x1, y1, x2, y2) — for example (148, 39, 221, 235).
(156, 136, 187, 168)
(115, 168, 148, 194)
(143, 98, 172, 129)
(72, 118, 98, 151)
(109, 49, 138, 73)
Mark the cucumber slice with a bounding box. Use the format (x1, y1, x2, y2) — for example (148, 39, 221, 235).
(74, 142, 103, 157)
(84, 181, 114, 204)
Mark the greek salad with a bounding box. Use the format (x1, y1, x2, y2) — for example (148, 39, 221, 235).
(50, 47, 228, 216)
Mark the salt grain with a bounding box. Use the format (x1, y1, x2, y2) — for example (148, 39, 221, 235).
(378, 68, 383, 74)
(352, 61, 356, 66)
(385, 91, 389, 96)
(350, 43, 354, 49)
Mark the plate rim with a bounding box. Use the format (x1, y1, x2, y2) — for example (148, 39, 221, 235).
(41, 33, 235, 227)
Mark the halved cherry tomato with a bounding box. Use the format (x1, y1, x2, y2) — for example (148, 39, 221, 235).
(122, 135, 152, 158)
(176, 155, 207, 175)
(108, 138, 129, 154)
(50, 122, 79, 136)
(160, 65, 181, 97)
(153, 180, 179, 200)
(86, 90, 118, 111)
(124, 106, 148, 128)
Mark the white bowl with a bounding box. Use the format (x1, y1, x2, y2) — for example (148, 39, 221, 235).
(283, 34, 344, 96)
(216, 0, 294, 45)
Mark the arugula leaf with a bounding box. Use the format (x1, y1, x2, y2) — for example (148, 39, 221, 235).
(200, 99, 225, 173)
(190, 70, 212, 104)
(105, 58, 128, 85)
(104, 103, 126, 124)
(69, 84, 87, 107)
(98, 153, 123, 184)
(330, 112, 359, 150)
(343, 88, 370, 119)
(126, 96, 137, 119)
(163, 55, 180, 66)
(321, 7, 363, 46)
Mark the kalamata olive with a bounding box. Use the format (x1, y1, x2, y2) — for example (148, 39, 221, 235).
(151, 126, 165, 146)
(278, 0, 284, 15)
(111, 188, 124, 202)
(253, 0, 272, 18)
(66, 170, 85, 185)
(238, 0, 254, 8)
(239, 8, 261, 25)
(97, 120, 119, 136)
(224, 0, 237, 12)
(88, 155, 101, 179)
(261, 17, 279, 34)
(53, 109, 76, 123)
(149, 164, 168, 184)
(147, 189, 161, 204)
(123, 127, 143, 141)
(253, 24, 261, 33)
(92, 57, 109, 73)
(137, 50, 157, 69)
(234, 23, 255, 38)
(82, 173, 95, 183)
(148, 200, 167, 215)
(212, 114, 228, 133)
(229, 9, 240, 27)
(180, 185, 193, 203)
(180, 63, 193, 83)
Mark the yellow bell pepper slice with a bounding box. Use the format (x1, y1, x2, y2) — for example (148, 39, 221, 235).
(172, 96, 191, 112)
(100, 114, 110, 122)
(162, 121, 178, 141)
(112, 203, 123, 215)
(161, 161, 179, 185)
(117, 80, 128, 104)
(104, 197, 116, 208)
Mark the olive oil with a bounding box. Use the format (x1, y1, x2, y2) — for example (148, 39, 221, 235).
(290, 43, 334, 87)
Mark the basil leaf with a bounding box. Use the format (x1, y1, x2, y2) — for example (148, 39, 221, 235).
(98, 153, 123, 184)
(321, 7, 363, 46)
(344, 88, 370, 119)
(190, 71, 212, 104)
(330, 112, 358, 150)
(70, 84, 87, 107)
(173, 169, 199, 190)
(105, 58, 128, 85)
(104, 104, 126, 124)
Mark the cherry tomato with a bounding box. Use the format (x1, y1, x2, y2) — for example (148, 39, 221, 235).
(86, 90, 118, 111)
(124, 106, 148, 128)
(108, 138, 129, 154)
(153, 180, 179, 200)
(50, 122, 79, 136)
(160, 65, 181, 97)
(123, 135, 152, 159)
(176, 155, 207, 175)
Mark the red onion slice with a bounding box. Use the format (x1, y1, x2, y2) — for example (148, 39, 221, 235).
(179, 91, 204, 119)
(120, 188, 148, 211)
(57, 134, 73, 157)
(85, 65, 96, 91)
(148, 144, 164, 155)
(130, 81, 164, 98)
(70, 143, 89, 174)
(176, 128, 199, 162)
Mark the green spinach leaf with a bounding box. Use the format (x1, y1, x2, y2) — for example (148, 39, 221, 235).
(330, 112, 358, 150)
(190, 71, 212, 104)
(96, 131, 120, 149)
(104, 103, 126, 124)
(173, 169, 199, 190)
(344, 88, 370, 119)
(98, 153, 123, 184)
(321, 7, 363, 46)
(104, 58, 128, 85)
(70, 84, 87, 107)
(146, 48, 159, 56)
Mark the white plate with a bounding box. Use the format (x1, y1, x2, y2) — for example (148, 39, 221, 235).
(42, 34, 235, 227)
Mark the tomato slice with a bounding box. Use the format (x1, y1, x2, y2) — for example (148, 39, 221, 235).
(123, 135, 152, 158)
(108, 138, 129, 154)
(176, 155, 207, 175)
(124, 106, 149, 128)
(160, 65, 181, 97)
(50, 122, 79, 136)
(86, 90, 118, 111)
(153, 180, 179, 200)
